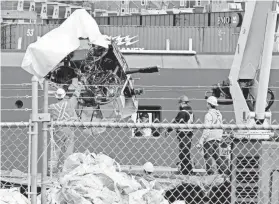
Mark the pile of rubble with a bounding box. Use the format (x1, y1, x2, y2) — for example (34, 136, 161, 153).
(0, 188, 31, 204)
(0, 151, 230, 203)
(37, 152, 169, 204)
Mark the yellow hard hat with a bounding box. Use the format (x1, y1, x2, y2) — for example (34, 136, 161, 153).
(178, 95, 189, 103)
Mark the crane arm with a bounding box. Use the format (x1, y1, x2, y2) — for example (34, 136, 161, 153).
(206, 0, 277, 125)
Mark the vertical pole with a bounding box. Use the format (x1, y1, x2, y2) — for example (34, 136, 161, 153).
(50, 121, 54, 180)
(166, 39, 170, 50)
(41, 80, 48, 204)
(189, 38, 193, 52)
(28, 119, 32, 201)
(9, 25, 12, 49)
(17, 37, 22, 50)
(31, 76, 39, 204)
(255, 12, 277, 120)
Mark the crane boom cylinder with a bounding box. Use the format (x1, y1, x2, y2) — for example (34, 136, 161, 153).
(255, 12, 277, 121)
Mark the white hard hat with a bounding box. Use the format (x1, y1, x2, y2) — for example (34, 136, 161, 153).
(143, 162, 154, 173)
(207, 96, 218, 106)
(55, 88, 66, 99)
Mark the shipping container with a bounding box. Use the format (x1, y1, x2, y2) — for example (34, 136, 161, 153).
(94, 11, 245, 27)
(95, 16, 109, 25)
(174, 13, 209, 27)
(209, 11, 244, 27)
(47, 3, 55, 18)
(109, 15, 140, 26)
(1, 1, 18, 10)
(99, 26, 202, 51)
(10, 24, 58, 49)
(0, 24, 254, 53)
(35, 2, 42, 14)
(202, 27, 239, 52)
(141, 14, 174, 26)
(1, 24, 16, 49)
(58, 5, 67, 19)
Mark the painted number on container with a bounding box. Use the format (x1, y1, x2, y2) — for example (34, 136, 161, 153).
(218, 17, 231, 25)
(26, 29, 34, 37)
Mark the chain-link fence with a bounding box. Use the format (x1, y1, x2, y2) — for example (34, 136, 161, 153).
(44, 121, 279, 204)
(0, 122, 31, 198)
(1, 119, 279, 203)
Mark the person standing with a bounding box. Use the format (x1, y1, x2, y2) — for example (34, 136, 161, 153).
(196, 96, 230, 176)
(48, 83, 82, 173)
(167, 95, 194, 175)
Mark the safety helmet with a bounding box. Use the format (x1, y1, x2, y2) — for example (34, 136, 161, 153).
(178, 95, 189, 103)
(207, 96, 218, 106)
(143, 162, 154, 173)
(55, 88, 66, 99)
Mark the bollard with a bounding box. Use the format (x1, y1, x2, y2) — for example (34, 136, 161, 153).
(189, 38, 193, 52)
(166, 39, 170, 50)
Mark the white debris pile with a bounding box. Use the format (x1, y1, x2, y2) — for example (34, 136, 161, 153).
(38, 152, 168, 204)
(0, 188, 31, 204)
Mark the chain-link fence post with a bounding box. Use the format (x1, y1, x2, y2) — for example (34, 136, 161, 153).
(28, 119, 32, 201)
(31, 76, 39, 204)
(41, 79, 49, 204)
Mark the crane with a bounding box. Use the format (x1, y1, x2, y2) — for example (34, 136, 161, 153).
(204, 2, 278, 203)
(206, 0, 277, 138)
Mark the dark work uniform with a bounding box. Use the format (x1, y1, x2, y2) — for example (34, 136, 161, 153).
(168, 106, 194, 175)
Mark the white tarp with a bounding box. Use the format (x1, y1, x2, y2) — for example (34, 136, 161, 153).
(0, 188, 31, 204)
(37, 152, 169, 204)
(21, 9, 110, 79)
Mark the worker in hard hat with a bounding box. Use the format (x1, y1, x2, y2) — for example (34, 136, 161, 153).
(196, 96, 229, 176)
(167, 95, 194, 175)
(48, 83, 83, 174)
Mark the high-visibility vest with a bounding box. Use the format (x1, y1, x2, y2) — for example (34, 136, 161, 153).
(208, 111, 222, 125)
(202, 110, 223, 142)
(49, 100, 76, 121)
(178, 110, 194, 132)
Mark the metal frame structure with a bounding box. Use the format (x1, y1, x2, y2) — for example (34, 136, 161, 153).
(229, 0, 277, 125)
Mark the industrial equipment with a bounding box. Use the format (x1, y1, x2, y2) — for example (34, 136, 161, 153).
(205, 1, 278, 203)
(45, 41, 158, 107)
(206, 1, 277, 128)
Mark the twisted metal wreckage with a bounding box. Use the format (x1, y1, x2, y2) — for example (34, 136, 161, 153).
(21, 9, 158, 123)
